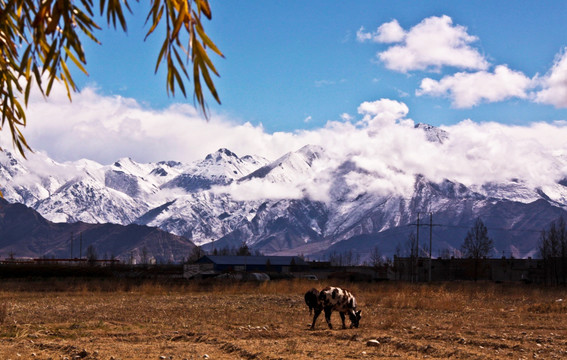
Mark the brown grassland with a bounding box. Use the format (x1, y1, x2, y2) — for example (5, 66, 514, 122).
(1, 279, 567, 359)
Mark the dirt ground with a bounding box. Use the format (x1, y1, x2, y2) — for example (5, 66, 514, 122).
(1, 279, 567, 359)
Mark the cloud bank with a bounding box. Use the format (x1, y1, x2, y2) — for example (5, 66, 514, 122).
(214, 97, 567, 201)
(7, 86, 567, 202)
(16, 84, 309, 164)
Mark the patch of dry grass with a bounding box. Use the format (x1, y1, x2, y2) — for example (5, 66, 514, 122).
(0, 302, 7, 325)
(1, 279, 567, 359)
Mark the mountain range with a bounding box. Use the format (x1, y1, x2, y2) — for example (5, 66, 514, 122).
(1, 124, 566, 263)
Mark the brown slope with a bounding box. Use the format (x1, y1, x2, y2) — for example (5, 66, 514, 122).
(0, 198, 195, 263)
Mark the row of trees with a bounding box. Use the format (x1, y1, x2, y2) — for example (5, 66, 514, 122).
(538, 217, 567, 285)
(73, 216, 567, 285)
(388, 216, 567, 283)
(185, 218, 496, 269)
(189, 217, 567, 278)
(394, 219, 491, 282)
(187, 241, 263, 262)
(394, 217, 494, 260)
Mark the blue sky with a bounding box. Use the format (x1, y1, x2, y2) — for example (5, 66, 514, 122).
(16, 0, 567, 170)
(69, 0, 567, 133)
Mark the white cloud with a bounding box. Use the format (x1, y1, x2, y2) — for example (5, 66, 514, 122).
(12, 84, 567, 203)
(217, 179, 304, 202)
(356, 26, 372, 42)
(370, 15, 488, 73)
(304, 116, 312, 123)
(435, 120, 567, 188)
(212, 106, 567, 201)
(333, 118, 567, 195)
(417, 65, 534, 108)
(535, 49, 567, 108)
(16, 85, 319, 164)
(340, 113, 353, 121)
(356, 20, 406, 43)
(357, 99, 411, 128)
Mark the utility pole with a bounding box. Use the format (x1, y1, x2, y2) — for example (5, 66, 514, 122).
(429, 213, 433, 282)
(411, 212, 441, 282)
(409, 213, 422, 282)
(416, 212, 420, 282)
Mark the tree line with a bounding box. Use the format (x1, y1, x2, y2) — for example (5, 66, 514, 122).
(538, 217, 567, 285)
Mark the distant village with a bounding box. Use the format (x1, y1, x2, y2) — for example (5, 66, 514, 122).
(2, 252, 566, 286)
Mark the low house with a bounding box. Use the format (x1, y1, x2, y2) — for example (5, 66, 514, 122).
(184, 255, 308, 278)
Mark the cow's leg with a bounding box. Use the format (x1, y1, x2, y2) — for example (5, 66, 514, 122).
(324, 307, 333, 329)
(310, 308, 322, 329)
(339, 312, 346, 329)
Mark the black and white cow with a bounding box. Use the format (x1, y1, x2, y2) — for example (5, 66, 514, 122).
(305, 286, 361, 329)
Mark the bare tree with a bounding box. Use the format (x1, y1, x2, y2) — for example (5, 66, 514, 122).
(370, 246, 383, 268)
(462, 218, 493, 258)
(402, 232, 418, 282)
(86, 245, 98, 265)
(461, 218, 493, 280)
(141, 247, 149, 265)
(343, 249, 353, 266)
(236, 242, 251, 256)
(539, 217, 567, 285)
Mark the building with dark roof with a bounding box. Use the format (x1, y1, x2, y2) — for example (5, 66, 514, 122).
(183, 255, 308, 278)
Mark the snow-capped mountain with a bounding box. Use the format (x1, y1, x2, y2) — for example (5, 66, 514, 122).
(162, 148, 267, 192)
(414, 123, 448, 143)
(2, 124, 567, 262)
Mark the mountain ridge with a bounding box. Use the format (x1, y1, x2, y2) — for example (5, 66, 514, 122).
(0, 197, 195, 262)
(1, 124, 567, 262)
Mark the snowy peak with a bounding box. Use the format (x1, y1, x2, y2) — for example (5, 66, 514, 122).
(296, 145, 325, 165)
(0, 151, 72, 205)
(161, 149, 269, 193)
(110, 157, 162, 180)
(199, 148, 267, 177)
(0, 151, 24, 177)
(415, 123, 448, 143)
(240, 145, 325, 183)
(204, 148, 238, 162)
(104, 157, 180, 198)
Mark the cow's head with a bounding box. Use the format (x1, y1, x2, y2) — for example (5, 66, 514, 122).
(349, 310, 362, 328)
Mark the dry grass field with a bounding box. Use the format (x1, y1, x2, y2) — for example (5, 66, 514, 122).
(1, 279, 567, 359)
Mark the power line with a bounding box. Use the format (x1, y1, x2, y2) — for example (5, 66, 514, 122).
(409, 221, 544, 234)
